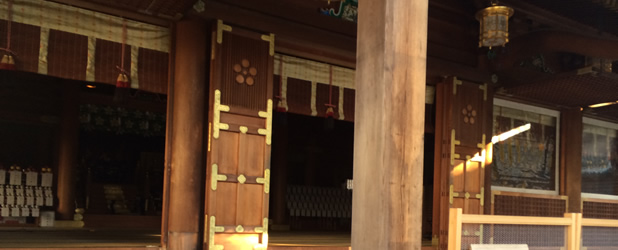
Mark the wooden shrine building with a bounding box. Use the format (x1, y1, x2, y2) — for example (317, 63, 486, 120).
(2, 0, 618, 250)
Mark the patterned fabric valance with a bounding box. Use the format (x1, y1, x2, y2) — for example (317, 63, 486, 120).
(273, 53, 434, 122)
(0, 0, 170, 94)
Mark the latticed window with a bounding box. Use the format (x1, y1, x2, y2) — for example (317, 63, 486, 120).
(491, 99, 559, 193)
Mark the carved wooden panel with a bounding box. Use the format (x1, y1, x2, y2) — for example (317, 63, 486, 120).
(206, 21, 273, 250)
(434, 77, 493, 250)
(215, 27, 272, 114)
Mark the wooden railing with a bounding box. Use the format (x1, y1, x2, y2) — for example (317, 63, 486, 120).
(448, 208, 582, 250)
(450, 207, 618, 250)
(491, 190, 568, 216)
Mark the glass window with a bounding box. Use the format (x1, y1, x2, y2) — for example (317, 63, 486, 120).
(582, 118, 618, 197)
(492, 99, 560, 194)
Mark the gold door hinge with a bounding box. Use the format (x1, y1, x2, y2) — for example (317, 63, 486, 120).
(213, 90, 230, 139)
(216, 20, 232, 44)
(453, 77, 463, 95)
(479, 83, 488, 101)
(449, 185, 459, 205)
(477, 134, 487, 168)
(211, 164, 228, 191)
(254, 218, 269, 249)
(239, 126, 248, 134)
(237, 174, 246, 184)
(451, 129, 461, 165)
(256, 169, 271, 193)
(254, 218, 269, 233)
(477, 134, 486, 150)
(491, 190, 500, 205)
(261, 33, 275, 56)
(258, 99, 273, 145)
(476, 187, 485, 207)
(479, 225, 484, 243)
(208, 216, 224, 250)
(208, 122, 212, 152)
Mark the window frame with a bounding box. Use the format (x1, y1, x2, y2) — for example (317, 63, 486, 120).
(581, 117, 618, 200)
(491, 98, 561, 195)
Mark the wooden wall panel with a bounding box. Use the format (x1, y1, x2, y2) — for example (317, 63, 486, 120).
(138, 48, 169, 94)
(343, 88, 355, 122)
(286, 78, 312, 116)
(95, 39, 130, 84)
(0, 21, 40, 72)
(48, 30, 88, 80)
(237, 185, 265, 226)
(238, 134, 265, 177)
(559, 108, 582, 213)
(216, 131, 240, 174)
(216, 183, 239, 225)
(316, 83, 340, 118)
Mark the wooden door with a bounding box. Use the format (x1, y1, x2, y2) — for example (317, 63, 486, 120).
(205, 20, 274, 250)
(434, 77, 493, 249)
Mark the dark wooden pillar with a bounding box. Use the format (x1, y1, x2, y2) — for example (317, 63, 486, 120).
(560, 108, 582, 213)
(352, 0, 428, 249)
(165, 20, 207, 250)
(56, 82, 79, 220)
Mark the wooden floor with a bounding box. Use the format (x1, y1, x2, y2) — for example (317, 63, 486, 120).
(0, 228, 353, 249)
(0, 228, 433, 250)
(269, 231, 351, 249)
(0, 228, 161, 249)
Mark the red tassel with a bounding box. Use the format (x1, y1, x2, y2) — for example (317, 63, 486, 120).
(325, 106, 335, 118)
(0, 54, 15, 70)
(276, 99, 287, 112)
(114, 73, 130, 103)
(116, 73, 130, 88)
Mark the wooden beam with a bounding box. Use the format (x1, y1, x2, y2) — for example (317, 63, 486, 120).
(501, 0, 617, 39)
(352, 0, 427, 249)
(193, 0, 356, 56)
(166, 20, 207, 250)
(46, 0, 171, 27)
(208, 0, 357, 37)
(460, 213, 573, 225)
(56, 82, 80, 220)
(161, 22, 177, 247)
(78, 92, 166, 113)
(560, 108, 582, 213)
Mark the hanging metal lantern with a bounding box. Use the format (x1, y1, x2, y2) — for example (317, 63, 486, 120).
(476, 2, 514, 49)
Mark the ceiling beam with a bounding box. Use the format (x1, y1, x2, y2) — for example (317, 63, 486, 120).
(193, 0, 357, 54)
(501, 0, 617, 38)
(46, 0, 171, 27)
(209, 0, 357, 37)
